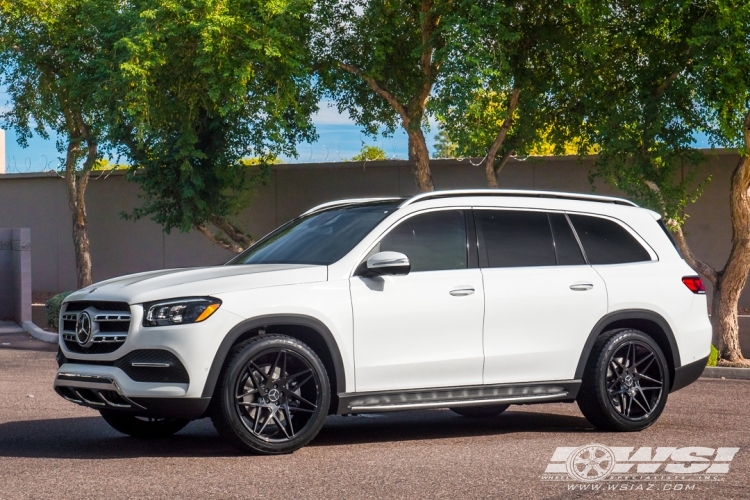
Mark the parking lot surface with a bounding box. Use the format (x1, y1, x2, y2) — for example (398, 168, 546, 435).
(0, 334, 748, 499)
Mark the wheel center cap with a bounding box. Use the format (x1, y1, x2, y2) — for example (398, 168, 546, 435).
(624, 375, 634, 386)
(267, 388, 281, 403)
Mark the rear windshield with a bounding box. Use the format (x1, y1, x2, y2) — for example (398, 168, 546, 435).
(227, 202, 399, 266)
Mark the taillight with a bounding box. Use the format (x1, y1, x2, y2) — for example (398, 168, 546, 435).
(682, 276, 705, 294)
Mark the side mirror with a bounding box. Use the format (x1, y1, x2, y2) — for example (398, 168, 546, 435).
(362, 251, 411, 277)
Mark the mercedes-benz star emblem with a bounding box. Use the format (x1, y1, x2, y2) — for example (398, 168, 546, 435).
(76, 311, 92, 346)
(267, 388, 281, 403)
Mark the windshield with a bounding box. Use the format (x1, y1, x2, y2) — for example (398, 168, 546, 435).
(228, 202, 400, 266)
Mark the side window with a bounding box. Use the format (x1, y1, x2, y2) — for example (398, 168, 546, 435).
(549, 213, 585, 265)
(476, 210, 556, 267)
(379, 210, 467, 272)
(568, 214, 651, 265)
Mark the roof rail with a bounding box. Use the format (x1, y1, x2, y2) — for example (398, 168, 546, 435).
(399, 189, 638, 208)
(301, 197, 403, 216)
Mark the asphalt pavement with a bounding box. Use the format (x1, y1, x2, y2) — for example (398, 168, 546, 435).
(0, 334, 748, 499)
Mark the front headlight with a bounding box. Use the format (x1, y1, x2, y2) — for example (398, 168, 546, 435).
(143, 297, 222, 327)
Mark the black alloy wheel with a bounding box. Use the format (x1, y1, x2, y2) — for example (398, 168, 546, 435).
(100, 411, 190, 438)
(577, 329, 670, 432)
(211, 334, 330, 454)
(605, 340, 664, 421)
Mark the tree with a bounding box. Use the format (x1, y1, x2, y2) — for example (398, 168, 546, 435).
(109, 0, 317, 253)
(0, 0, 116, 288)
(313, 0, 461, 192)
(432, 128, 456, 158)
(579, 0, 750, 364)
(349, 145, 387, 162)
(432, 0, 589, 187)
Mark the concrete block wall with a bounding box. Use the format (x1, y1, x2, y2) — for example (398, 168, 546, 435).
(0, 228, 31, 325)
(0, 229, 12, 320)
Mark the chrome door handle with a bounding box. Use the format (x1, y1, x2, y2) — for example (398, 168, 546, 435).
(569, 283, 594, 291)
(450, 287, 475, 296)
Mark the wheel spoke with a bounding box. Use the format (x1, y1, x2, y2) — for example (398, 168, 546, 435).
(268, 350, 283, 381)
(636, 387, 653, 412)
(631, 393, 650, 415)
(286, 406, 315, 413)
(635, 351, 654, 367)
(283, 403, 295, 436)
(238, 402, 264, 408)
(278, 368, 313, 386)
(279, 387, 317, 408)
(638, 373, 662, 385)
(272, 412, 291, 439)
(237, 388, 258, 399)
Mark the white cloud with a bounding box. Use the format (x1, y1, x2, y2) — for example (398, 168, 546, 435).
(312, 101, 355, 125)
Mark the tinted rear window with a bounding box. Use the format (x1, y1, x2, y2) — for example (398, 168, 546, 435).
(549, 213, 585, 265)
(568, 214, 651, 265)
(476, 210, 556, 267)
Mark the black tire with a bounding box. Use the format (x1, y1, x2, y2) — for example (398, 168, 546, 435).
(100, 411, 190, 438)
(577, 329, 670, 432)
(210, 334, 331, 455)
(450, 404, 510, 418)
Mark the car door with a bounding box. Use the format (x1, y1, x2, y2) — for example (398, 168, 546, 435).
(350, 209, 485, 392)
(477, 209, 608, 384)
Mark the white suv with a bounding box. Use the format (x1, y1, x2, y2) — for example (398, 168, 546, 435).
(54, 190, 711, 454)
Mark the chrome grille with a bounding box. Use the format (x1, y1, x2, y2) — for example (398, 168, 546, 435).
(61, 302, 132, 353)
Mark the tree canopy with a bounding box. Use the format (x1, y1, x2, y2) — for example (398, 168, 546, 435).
(109, 0, 318, 252)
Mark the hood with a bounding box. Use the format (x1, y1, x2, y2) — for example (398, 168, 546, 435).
(64, 264, 328, 305)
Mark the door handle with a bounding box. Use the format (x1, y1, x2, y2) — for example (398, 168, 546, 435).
(450, 287, 475, 296)
(569, 283, 594, 291)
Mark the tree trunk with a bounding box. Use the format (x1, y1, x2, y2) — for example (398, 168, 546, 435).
(407, 128, 434, 192)
(710, 151, 750, 363)
(64, 136, 95, 289)
(482, 89, 520, 188)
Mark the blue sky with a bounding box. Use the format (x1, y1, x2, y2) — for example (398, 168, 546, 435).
(1, 90, 711, 173)
(0, 90, 436, 172)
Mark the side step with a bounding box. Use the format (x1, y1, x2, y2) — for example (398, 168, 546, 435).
(337, 380, 580, 414)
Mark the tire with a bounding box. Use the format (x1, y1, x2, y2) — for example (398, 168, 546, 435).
(210, 334, 331, 455)
(100, 411, 190, 438)
(577, 329, 670, 432)
(450, 404, 509, 418)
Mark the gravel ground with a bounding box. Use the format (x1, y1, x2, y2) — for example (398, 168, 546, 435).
(0, 336, 748, 500)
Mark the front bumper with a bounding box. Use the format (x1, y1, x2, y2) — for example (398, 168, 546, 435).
(53, 371, 210, 418)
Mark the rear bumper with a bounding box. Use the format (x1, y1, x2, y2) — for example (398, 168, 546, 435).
(671, 356, 708, 393)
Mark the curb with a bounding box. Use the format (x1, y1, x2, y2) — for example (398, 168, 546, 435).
(23, 321, 58, 343)
(701, 366, 750, 380)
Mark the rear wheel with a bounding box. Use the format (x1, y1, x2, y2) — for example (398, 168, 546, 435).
(100, 411, 190, 438)
(210, 334, 331, 455)
(577, 329, 669, 432)
(450, 404, 509, 418)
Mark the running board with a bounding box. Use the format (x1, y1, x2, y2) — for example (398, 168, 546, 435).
(337, 380, 580, 414)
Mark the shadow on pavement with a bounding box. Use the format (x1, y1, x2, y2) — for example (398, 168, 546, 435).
(0, 408, 592, 459)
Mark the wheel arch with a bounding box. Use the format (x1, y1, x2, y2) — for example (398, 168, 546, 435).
(201, 314, 346, 411)
(575, 309, 681, 389)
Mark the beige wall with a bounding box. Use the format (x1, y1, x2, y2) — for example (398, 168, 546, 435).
(0, 151, 739, 305)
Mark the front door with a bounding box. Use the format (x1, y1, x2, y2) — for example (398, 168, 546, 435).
(350, 209, 485, 392)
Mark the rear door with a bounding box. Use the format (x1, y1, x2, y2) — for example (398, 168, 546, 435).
(478, 209, 608, 384)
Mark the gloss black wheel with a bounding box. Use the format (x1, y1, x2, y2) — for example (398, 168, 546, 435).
(577, 329, 670, 432)
(211, 334, 330, 454)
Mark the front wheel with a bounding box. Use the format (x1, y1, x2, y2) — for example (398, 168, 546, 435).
(210, 334, 331, 455)
(100, 411, 190, 438)
(577, 329, 669, 432)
